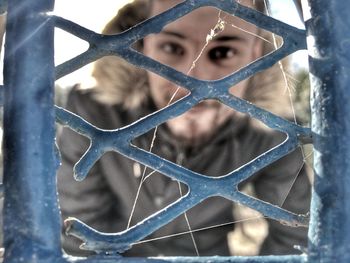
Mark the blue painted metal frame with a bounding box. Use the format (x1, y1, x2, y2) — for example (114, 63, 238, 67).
(2, 0, 62, 262)
(306, 1, 350, 262)
(1, 0, 346, 262)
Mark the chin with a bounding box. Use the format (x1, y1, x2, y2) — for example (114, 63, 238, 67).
(167, 118, 216, 147)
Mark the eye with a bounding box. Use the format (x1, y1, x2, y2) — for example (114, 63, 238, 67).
(159, 42, 185, 56)
(208, 46, 236, 61)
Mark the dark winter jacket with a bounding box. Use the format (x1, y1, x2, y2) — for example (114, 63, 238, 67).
(57, 0, 311, 257)
(58, 88, 310, 257)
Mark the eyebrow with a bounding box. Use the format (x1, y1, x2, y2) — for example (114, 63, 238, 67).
(160, 30, 246, 43)
(213, 35, 245, 42)
(160, 30, 186, 39)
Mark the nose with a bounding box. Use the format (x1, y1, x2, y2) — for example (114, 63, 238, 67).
(186, 53, 217, 81)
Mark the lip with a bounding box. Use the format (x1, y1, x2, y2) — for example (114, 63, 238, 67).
(187, 103, 216, 114)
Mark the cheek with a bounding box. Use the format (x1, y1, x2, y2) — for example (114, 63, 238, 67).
(148, 72, 165, 107)
(147, 70, 191, 109)
(143, 36, 155, 57)
(229, 79, 249, 98)
(147, 72, 178, 109)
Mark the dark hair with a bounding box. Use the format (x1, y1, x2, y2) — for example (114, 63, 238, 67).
(103, 0, 149, 35)
(254, 1, 266, 13)
(102, 0, 149, 50)
(102, 0, 266, 50)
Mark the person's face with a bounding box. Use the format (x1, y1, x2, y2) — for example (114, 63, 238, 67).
(143, 0, 262, 146)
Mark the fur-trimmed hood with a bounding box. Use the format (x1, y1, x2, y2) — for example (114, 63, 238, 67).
(83, 0, 293, 118)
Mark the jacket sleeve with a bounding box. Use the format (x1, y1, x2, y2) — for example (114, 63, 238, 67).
(57, 88, 119, 256)
(245, 128, 311, 255)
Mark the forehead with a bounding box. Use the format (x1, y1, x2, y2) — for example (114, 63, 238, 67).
(151, 0, 259, 43)
(151, 0, 256, 12)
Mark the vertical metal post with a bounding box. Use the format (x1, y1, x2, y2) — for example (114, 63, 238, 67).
(2, 0, 61, 262)
(306, 0, 350, 262)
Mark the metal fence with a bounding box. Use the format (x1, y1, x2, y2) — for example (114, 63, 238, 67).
(1, 0, 349, 262)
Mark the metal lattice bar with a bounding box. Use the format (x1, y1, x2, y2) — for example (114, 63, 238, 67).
(73, 255, 307, 263)
(51, 1, 311, 254)
(4, 0, 309, 261)
(2, 0, 348, 262)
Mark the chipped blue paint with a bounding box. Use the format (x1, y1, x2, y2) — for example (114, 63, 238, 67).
(53, 0, 311, 255)
(71, 255, 307, 263)
(0, 0, 6, 14)
(306, 1, 350, 263)
(2, 0, 343, 262)
(2, 0, 62, 262)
